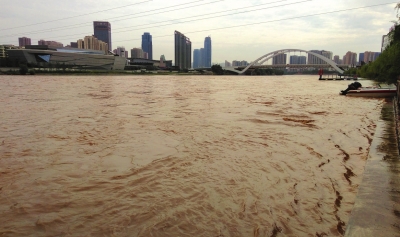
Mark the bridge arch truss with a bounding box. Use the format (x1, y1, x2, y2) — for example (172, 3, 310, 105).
(236, 49, 344, 75)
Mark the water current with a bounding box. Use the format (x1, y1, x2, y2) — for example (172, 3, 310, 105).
(0, 75, 385, 236)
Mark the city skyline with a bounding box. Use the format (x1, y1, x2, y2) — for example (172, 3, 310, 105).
(0, 0, 397, 64)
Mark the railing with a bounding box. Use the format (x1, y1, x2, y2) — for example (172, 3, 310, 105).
(319, 74, 358, 80)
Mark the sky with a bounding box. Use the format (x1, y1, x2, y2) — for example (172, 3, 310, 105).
(0, 0, 398, 64)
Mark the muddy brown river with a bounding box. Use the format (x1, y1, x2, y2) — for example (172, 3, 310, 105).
(0, 75, 385, 236)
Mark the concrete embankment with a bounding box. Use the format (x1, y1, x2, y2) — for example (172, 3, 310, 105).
(345, 99, 400, 236)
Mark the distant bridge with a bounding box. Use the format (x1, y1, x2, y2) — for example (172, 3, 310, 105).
(232, 64, 349, 70)
(222, 49, 346, 75)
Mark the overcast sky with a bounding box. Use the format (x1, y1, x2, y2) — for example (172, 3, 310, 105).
(0, 0, 397, 63)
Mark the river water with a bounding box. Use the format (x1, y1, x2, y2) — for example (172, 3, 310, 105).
(0, 75, 385, 236)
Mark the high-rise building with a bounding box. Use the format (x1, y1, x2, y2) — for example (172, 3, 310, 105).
(141, 32, 153, 60)
(232, 60, 248, 66)
(199, 48, 205, 67)
(18, 37, 31, 47)
(308, 50, 321, 64)
(289, 55, 306, 64)
(289, 55, 298, 64)
(334, 55, 340, 64)
(174, 31, 191, 70)
(321, 51, 333, 62)
(364, 51, 372, 63)
(382, 24, 396, 52)
(93, 21, 111, 51)
(298, 56, 306, 64)
(131, 48, 144, 58)
(343, 51, 357, 65)
(308, 50, 332, 64)
(225, 60, 231, 67)
(77, 39, 84, 49)
(193, 49, 200, 68)
(114, 46, 127, 58)
(272, 54, 287, 65)
(363, 51, 381, 63)
(358, 53, 365, 64)
(77, 35, 108, 53)
(38, 40, 63, 47)
(204, 36, 212, 67)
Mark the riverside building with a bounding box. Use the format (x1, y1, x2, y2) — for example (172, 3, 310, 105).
(6, 45, 126, 70)
(174, 31, 191, 70)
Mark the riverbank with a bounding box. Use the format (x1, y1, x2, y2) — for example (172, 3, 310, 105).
(344, 98, 400, 236)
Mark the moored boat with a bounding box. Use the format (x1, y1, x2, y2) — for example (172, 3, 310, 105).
(339, 87, 397, 97)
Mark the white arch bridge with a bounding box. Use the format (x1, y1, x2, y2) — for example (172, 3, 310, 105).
(223, 49, 345, 75)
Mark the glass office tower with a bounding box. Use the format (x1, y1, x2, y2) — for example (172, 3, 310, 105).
(204, 36, 212, 67)
(93, 21, 112, 51)
(141, 32, 153, 60)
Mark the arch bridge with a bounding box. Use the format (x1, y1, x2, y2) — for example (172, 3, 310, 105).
(224, 49, 345, 75)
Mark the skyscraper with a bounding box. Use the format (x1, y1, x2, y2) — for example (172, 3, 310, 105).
(18, 37, 31, 47)
(204, 36, 212, 67)
(193, 49, 200, 68)
(174, 31, 191, 70)
(141, 32, 153, 60)
(93, 21, 111, 51)
(199, 48, 204, 67)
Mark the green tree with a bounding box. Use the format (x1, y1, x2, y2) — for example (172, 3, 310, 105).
(211, 64, 224, 75)
(19, 64, 28, 75)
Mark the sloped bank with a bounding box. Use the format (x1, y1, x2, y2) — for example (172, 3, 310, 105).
(344, 94, 400, 236)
